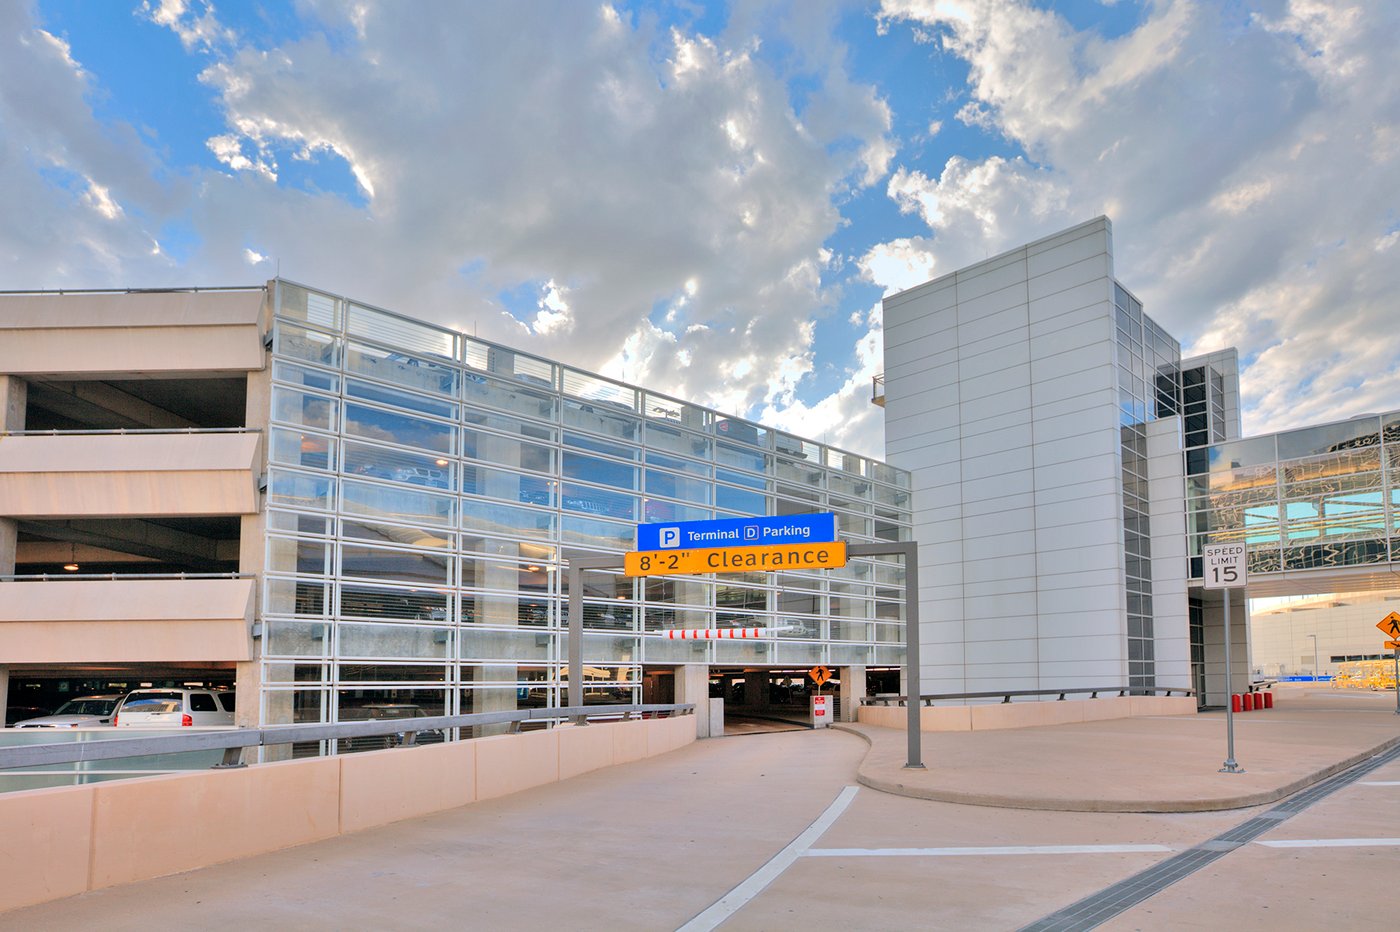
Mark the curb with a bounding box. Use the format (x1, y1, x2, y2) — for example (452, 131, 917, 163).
(832, 723, 1400, 813)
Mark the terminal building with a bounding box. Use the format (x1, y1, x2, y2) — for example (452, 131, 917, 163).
(0, 282, 912, 732)
(879, 217, 1400, 705)
(4, 217, 1398, 734)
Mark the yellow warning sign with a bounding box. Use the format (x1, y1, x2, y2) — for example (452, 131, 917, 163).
(1386, 640, 1400, 651)
(809, 665, 832, 687)
(624, 542, 848, 577)
(1377, 612, 1400, 639)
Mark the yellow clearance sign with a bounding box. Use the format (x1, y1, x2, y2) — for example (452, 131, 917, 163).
(624, 542, 848, 577)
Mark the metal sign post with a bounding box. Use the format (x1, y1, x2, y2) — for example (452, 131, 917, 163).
(1376, 614, 1400, 716)
(1203, 543, 1248, 774)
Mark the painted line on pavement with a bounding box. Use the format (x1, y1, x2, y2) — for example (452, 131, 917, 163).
(677, 785, 860, 932)
(806, 845, 1171, 858)
(1257, 838, 1400, 848)
(1359, 781, 1400, 786)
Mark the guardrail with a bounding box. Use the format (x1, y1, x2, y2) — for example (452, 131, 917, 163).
(0, 572, 254, 582)
(0, 427, 260, 436)
(0, 703, 695, 772)
(861, 686, 1196, 706)
(0, 285, 264, 296)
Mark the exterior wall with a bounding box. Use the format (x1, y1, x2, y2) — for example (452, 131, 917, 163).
(1147, 417, 1191, 689)
(1251, 591, 1400, 678)
(856, 694, 1195, 731)
(883, 218, 1130, 692)
(0, 289, 265, 376)
(0, 715, 695, 913)
(0, 431, 260, 517)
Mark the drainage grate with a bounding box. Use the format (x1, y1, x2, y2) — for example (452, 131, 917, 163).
(1019, 740, 1400, 932)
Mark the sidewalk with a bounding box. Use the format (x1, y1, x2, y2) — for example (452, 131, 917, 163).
(840, 686, 1400, 812)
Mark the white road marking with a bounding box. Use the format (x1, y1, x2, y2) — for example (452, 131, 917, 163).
(1257, 838, 1400, 848)
(1359, 781, 1400, 786)
(804, 844, 1171, 857)
(677, 785, 860, 932)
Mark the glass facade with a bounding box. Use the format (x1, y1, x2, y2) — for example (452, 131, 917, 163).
(260, 281, 912, 727)
(1114, 283, 1182, 689)
(1187, 412, 1400, 578)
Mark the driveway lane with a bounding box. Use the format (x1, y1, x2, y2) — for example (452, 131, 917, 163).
(0, 729, 868, 932)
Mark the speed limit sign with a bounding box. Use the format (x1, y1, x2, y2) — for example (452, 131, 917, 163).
(1202, 543, 1248, 590)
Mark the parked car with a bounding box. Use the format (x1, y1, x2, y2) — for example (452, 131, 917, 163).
(11, 694, 124, 728)
(113, 688, 235, 727)
(341, 703, 443, 749)
(4, 706, 51, 727)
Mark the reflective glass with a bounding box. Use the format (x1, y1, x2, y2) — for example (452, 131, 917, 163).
(463, 373, 558, 421)
(268, 469, 335, 511)
(646, 449, 711, 478)
(1277, 417, 1381, 461)
(339, 583, 449, 622)
(273, 360, 339, 393)
(561, 482, 637, 521)
(641, 499, 711, 523)
(346, 342, 459, 401)
(716, 484, 766, 515)
(341, 477, 455, 527)
(263, 620, 329, 658)
(267, 537, 329, 575)
(563, 399, 640, 442)
(464, 409, 558, 443)
(460, 500, 555, 540)
(272, 386, 339, 431)
(346, 375, 456, 420)
(463, 428, 556, 474)
(347, 303, 455, 359)
(275, 320, 341, 368)
(563, 451, 639, 490)
(646, 469, 712, 505)
(341, 518, 452, 551)
(646, 422, 713, 459)
(717, 441, 768, 472)
(270, 426, 336, 472)
(458, 628, 551, 662)
(343, 440, 453, 490)
(561, 513, 635, 549)
(340, 543, 452, 585)
(463, 462, 554, 506)
(345, 403, 454, 455)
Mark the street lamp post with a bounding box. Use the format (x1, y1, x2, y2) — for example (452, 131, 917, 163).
(1306, 633, 1319, 682)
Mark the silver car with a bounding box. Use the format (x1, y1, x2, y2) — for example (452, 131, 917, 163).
(11, 694, 124, 728)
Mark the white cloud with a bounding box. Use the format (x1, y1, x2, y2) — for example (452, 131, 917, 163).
(874, 0, 1400, 438)
(243, 247, 267, 265)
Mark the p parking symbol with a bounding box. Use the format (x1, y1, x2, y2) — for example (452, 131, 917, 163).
(660, 527, 681, 548)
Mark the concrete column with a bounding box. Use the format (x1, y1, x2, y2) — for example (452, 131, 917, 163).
(0, 666, 9, 725)
(0, 376, 25, 579)
(673, 664, 711, 738)
(839, 665, 866, 723)
(743, 668, 768, 709)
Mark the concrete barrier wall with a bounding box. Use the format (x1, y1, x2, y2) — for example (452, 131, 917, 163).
(858, 696, 1195, 732)
(0, 715, 695, 913)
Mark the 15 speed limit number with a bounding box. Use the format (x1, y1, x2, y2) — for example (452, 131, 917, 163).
(1202, 543, 1248, 590)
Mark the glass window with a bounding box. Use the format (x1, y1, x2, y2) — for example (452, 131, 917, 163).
(270, 427, 336, 472)
(458, 627, 551, 662)
(641, 499, 711, 523)
(274, 320, 341, 368)
(278, 282, 342, 329)
(563, 451, 639, 490)
(464, 409, 558, 443)
(263, 620, 329, 658)
(346, 342, 459, 401)
(561, 482, 638, 521)
(341, 477, 455, 527)
(463, 373, 558, 421)
(1206, 436, 1277, 473)
(347, 303, 456, 359)
(272, 386, 339, 432)
(561, 369, 635, 408)
(564, 432, 639, 461)
(343, 440, 453, 490)
(716, 440, 769, 473)
(646, 449, 711, 478)
(272, 360, 339, 393)
(339, 583, 449, 622)
(267, 536, 330, 575)
(561, 514, 634, 550)
(1277, 417, 1381, 461)
(461, 500, 556, 540)
(643, 393, 709, 428)
(716, 484, 766, 515)
(645, 469, 712, 505)
(461, 593, 552, 627)
(338, 622, 451, 659)
(346, 375, 456, 420)
(268, 469, 335, 511)
(646, 422, 713, 459)
(563, 399, 640, 442)
(340, 543, 452, 586)
(463, 429, 555, 474)
(341, 518, 452, 551)
(463, 462, 554, 506)
(345, 403, 454, 455)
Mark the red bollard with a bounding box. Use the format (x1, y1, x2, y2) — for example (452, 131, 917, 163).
(1231, 694, 1242, 713)
(1262, 691, 1274, 710)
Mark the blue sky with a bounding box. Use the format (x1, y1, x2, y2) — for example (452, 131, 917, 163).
(2, 0, 1397, 457)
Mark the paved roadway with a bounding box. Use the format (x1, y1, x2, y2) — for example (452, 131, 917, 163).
(3, 690, 1398, 930)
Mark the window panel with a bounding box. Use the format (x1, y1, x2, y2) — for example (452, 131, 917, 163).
(343, 440, 453, 490)
(345, 403, 454, 454)
(272, 386, 339, 431)
(341, 477, 455, 527)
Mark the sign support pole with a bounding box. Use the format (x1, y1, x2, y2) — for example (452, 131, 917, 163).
(1220, 591, 1242, 773)
(1394, 648, 1399, 716)
(849, 541, 923, 770)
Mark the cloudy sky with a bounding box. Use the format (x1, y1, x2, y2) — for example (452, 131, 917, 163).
(2, 0, 1396, 459)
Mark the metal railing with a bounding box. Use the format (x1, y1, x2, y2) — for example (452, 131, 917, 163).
(0, 703, 695, 772)
(861, 686, 1196, 706)
(0, 427, 259, 437)
(0, 285, 264, 296)
(0, 572, 253, 582)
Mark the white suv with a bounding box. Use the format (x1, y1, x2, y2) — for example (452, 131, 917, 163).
(113, 688, 235, 727)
